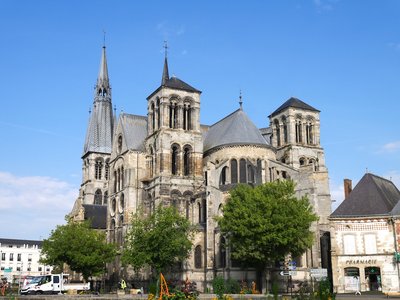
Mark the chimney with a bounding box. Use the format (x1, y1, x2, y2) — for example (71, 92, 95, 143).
(344, 179, 352, 199)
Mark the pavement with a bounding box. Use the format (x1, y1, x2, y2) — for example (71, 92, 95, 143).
(335, 292, 399, 299)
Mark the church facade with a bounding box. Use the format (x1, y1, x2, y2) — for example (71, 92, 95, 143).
(70, 46, 332, 291)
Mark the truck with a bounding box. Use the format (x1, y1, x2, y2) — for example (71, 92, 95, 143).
(20, 274, 90, 295)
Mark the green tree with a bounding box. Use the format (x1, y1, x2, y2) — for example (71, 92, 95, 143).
(217, 181, 318, 287)
(40, 219, 117, 281)
(122, 205, 194, 275)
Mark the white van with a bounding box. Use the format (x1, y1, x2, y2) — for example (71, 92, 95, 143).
(21, 274, 90, 295)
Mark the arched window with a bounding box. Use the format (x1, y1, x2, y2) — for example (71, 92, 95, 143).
(117, 169, 121, 191)
(306, 119, 314, 145)
(110, 219, 116, 243)
(151, 102, 155, 132)
(248, 164, 255, 183)
(309, 158, 316, 171)
(103, 191, 108, 205)
(220, 237, 226, 268)
(220, 166, 228, 185)
(120, 193, 125, 212)
(118, 135, 123, 153)
(183, 103, 192, 130)
(186, 200, 190, 219)
(157, 98, 161, 128)
(111, 198, 116, 214)
(299, 157, 305, 166)
(94, 189, 102, 205)
(121, 167, 124, 189)
(113, 170, 117, 192)
(183, 145, 192, 176)
(282, 117, 288, 144)
(275, 120, 281, 147)
(169, 101, 178, 129)
(194, 245, 202, 268)
(239, 158, 247, 183)
(105, 159, 110, 180)
(183, 104, 188, 130)
(230, 159, 238, 184)
(95, 159, 103, 180)
(171, 145, 179, 175)
(296, 119, 302, 143)
(187, 106, 192, 130)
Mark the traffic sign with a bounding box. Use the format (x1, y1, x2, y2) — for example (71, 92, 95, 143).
(310, 268, 327, 278)
(280, 271, 290, 276)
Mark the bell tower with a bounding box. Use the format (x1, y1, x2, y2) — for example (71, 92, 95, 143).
(79, 45, 115, 206)
(143, 46, 204, 213)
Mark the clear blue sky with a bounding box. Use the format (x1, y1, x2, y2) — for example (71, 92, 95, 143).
(1, 0, 399, 240)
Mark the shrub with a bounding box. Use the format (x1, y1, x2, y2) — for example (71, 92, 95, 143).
(212, 276, 225, 300)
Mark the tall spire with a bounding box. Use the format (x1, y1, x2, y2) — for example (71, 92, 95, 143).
(161, 41, 169, 86)
(96, 46, 110, 97)
(83, 45, 114, 156)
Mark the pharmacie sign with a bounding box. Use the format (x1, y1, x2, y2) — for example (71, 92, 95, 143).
(345, 258, 377, 265)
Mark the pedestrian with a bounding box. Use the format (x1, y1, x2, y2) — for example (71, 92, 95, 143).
(0, 278, 8, 296)
(120, 278, 127, 291)
(354, 276, 361, 295)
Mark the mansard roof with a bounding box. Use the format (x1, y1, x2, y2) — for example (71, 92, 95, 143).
(269, 97, 319, 117)
(0, 238, 42, 247)
(82, 204, 107, 229)
(203, 108, 270, 153)
(119, 113, 148, 152)
(331, 173, 400, 218)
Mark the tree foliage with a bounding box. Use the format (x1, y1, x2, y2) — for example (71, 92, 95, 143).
(217, 180, 318, 268)
(40, 219, 117, 280)
(122, 205, 194, 274)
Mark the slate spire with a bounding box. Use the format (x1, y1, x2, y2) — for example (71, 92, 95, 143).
(96, 46, 111, 99)
(83, 46, 114, 156)
(161, 41, 169, 86)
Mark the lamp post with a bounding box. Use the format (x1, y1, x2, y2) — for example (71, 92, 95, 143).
(18, 262, 23, 295)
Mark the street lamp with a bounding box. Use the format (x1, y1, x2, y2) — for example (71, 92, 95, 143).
(18, 262, 23, 295)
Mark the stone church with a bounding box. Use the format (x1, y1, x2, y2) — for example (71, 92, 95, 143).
(70, 46, 332, 291)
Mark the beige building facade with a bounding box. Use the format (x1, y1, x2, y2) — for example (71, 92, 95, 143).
(330, 174, 400, 294)
(70, 47, 332, 291)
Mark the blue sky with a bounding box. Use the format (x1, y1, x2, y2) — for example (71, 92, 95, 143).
(1, 0, 399, 240)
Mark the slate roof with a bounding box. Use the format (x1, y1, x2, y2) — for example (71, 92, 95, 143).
(0, 238, 42, 247)
(203, 108, 270, 153)
(83, 101, 114, 155)
(83, 47, 114, 156)
(269, 97, 319, 117)
(120, 113, 148, 152)
(330, 173, 400, 218)
(82, 204, 107, 229)
(163, 76, 200, 93)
